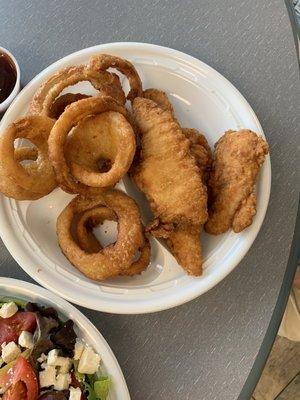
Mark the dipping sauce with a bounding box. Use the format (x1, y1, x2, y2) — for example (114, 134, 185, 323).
(0, 52, 17, 103)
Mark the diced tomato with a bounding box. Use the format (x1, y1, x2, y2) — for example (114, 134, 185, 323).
(3, 381, 27, 400)
(0, 356, 39, 400)
(0, 312, 36, 345)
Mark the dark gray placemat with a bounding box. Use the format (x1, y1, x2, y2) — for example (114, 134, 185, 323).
(0, 1, 299, 399)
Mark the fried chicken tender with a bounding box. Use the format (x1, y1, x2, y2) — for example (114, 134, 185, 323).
(142, 89, 212, 183)
(143, 88, 175, 116)
(131, 97, 208, 275)
(205, 129, 269, 234)
(182, 128, 212, 184)
(147, 218, 202, 275)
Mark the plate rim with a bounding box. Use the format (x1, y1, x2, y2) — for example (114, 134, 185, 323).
(0, 277, 130, 399)
(0, 42, 271, 314)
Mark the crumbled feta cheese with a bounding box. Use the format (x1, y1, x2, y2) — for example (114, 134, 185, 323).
(78, 345, 100, 374)
(47, 349, 59, 365)
(47, 349, 71, 372)
(69, 386, 81, 400)
(74, 340, 84, 360)
(1, 342, 21, 363)
(39, 365, 56, 388)
(1, 342, 6, 350)
(54, 373, 71, 391)
(0, 302, 18, 319)
(40, 361, 48, 370)
(37, 353, 47, 363)
(59, 357, 72, 373)
(18, 331, 33, 349)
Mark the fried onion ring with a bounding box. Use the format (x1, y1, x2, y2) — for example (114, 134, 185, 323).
(48, 96, 135, 195)
(0, 147, 42, 200)
(30, 65, 126, 116)
(48, 93, 90, 119)
(88, 54, 143, 102)
(65, 110, 136, 188)
(0, 115, 56, 196)
(14, 147, 38, 161)
(56, 189, 148, 280)
(76, 207, 110, 253)
(76, 206, 150, 276)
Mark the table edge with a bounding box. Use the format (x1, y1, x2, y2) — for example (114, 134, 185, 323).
(239, 197, 300, 399)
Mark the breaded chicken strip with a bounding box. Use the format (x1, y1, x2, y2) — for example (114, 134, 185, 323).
(140, 90, 213, 274)
(147, 218, 202, 275)
(143, 88, 175, 116)
(131, 97, 208, 275)
(205, 129, 269, 234)
(182, 128, 212, 184)
(143, 89, 212, 183)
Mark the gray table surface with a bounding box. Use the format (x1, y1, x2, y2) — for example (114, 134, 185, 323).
(0, 1, 299, 399)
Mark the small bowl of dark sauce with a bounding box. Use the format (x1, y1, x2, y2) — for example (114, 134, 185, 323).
(0, 46, 20, 114)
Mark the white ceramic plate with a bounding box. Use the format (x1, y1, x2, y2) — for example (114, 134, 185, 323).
(0, 278, 130, 399)
(0, 43, 271, 314)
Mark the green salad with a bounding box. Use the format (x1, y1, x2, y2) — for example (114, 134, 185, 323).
(0, 297, 111, 399)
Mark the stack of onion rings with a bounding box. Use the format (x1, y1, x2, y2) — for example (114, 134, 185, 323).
(0, 54, 152, 279)
(57, 190, 150, 280)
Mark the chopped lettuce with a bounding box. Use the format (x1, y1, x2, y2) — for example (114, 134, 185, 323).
(51, 320, 76, 356)
(0, 297, 27, 309)
(94, 377, 111, 399)
(25, 302, 59, 320)
(29, 314, 58, 370)
(81, 374, 111, 400)
(83, 381, 97, 400)
(29, 311, 77, 370)
(74, 367, 85, 383)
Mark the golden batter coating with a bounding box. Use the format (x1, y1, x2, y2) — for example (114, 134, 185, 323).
(131, 97, 208, 275)
(182, 128, 212, 183)
(142, 89, 212, 182)
(205, 129, 269, 234)
(143, 88, 175, 116)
